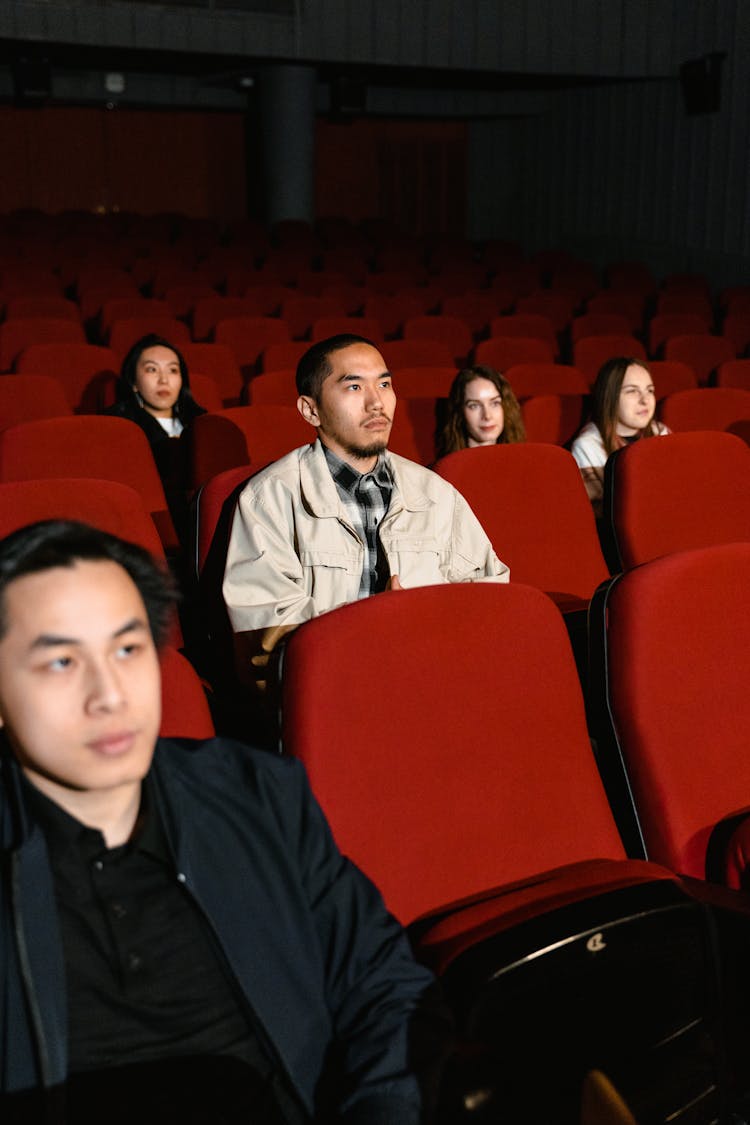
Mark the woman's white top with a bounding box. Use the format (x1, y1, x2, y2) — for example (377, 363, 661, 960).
(156, 416, 184, 438)
(571, 421, 670, 469)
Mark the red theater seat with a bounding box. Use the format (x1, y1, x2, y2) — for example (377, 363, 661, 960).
(663, 334, 736, 385)
(573, 335, 647, 384)
(602, 430, 750, 570)
(0, 374, 73, 426)
(281, 583, 628, 925)
(434, 444, 608, 610)
(159, 647, 214, 740)
(404, 316, 473, 364)
(660, 387, 750, 437)
(189, 405, 311, 488)
(474, 335, 555, 369)
(0, 318, 86, 372)
(589, 543, 750, 880)
(504, 362, 588, 397)
(16, 342, 120, 412)
(0, 416, 178, 552)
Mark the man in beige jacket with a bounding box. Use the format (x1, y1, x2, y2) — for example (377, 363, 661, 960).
(223, 335, 508, 679)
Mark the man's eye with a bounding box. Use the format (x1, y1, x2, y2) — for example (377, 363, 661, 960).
(116, 642, 141, 659)
(48, 656, 73, 672)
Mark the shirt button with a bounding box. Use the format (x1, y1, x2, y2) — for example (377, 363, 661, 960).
(111, 902, 127, 919)
(93, 860, 104, 871)
(127, 952, 143, 972)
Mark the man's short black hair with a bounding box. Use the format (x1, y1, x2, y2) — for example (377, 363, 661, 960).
(295, 334, 378, 401)
(0, 520, 177, 647)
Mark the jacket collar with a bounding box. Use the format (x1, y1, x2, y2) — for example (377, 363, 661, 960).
(300, 439, 433, 517)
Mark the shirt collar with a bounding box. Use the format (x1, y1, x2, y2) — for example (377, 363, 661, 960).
(322, 443, 393, 495)
(22, 772, 170, 864)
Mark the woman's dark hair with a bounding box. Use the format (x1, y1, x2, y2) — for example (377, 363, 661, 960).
(117, 334, 203, 423)
(437, 365, 525, 458)
(591, 356, 659, 456)
(0, 520, 177, 648)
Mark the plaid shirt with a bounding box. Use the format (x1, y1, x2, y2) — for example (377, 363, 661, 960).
(323, 445, 394, 598)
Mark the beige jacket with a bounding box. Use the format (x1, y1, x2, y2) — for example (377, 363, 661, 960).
(223, 439, 509, 633)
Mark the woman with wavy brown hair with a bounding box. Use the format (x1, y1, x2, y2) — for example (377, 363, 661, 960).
(437, 365, 525, 459)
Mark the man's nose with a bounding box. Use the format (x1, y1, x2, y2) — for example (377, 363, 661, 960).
(86, 659, 127, 713)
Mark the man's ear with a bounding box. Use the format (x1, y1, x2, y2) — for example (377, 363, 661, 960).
(297, 395, 320, 428)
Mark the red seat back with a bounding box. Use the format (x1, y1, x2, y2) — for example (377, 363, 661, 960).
(16, 342, 119, 412)
(282, 583, 625, 924)
(474, 336, 555, 369)
(504, 362, 589, 397)
(180, 343, 243, 405)
(0, 417, 176, 549)
(382, 338, 453, 368)
(0, 318, 86, 372)
(404, 316, 473, 363)
(0, 374, 73, 426)
(435, 444, 609, 603)
(660, 387, 750, 437)
(572, 335, 647, 384)
(605, 430, 750, 569)
(159, 647, 215, 740)
(591, 543, 750, 878)
(663, 335, 736, 385)
(521, 394, 585, 446)
(190, 405, 311, 489)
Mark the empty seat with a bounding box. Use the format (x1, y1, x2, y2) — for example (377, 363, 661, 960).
(403, 316, 473, 364)
(521, 394, 586, 446)
(722, 313, 750, 357)
(279, 296, 344, 339)
(102, 298, 171, 335)
(602, 430, 750, 570)
(389, 367, 456, 398)
(663, 334, 736, 385)
(180, 343, 243, 406)
(188, 372, 223, 413)
(645, 360, 698, 399)
(571, 313, 633, 343)
(382, 339, 454, 368)
(363, 295, 429, 337)
(489, 314, 558, 356)
(441, 293, 504, 335)
(387, 397, 441, 464)
(648, 314, 711, 355)
(717, 359, 750, 391)
(261, 341, 310, 372)
(585, 293, 644, 335)
(159, 647, 214, 740)
(246, 370, 296, 405)
(16, 342, 119, 413)
(192, 296, 263, 341)
(504, 363, 588, 398)
(0, 416, 178, 552)
(573, 336, 647, 385)
(475, 336, 555, 370)
(660, 387, 750, 438)
(281, 582, 627, 923)
(434, 444, 609, 609)
(0, 476, 166, 561)
(190, 405, 311, 488)
(515, 292, 575, 332)
(311, 316, 383, 343)
(0, 374, 72, 426)
(655, 294, 714, 322)
(588, 542, 750, 880)
(0, 318, 86, 373)
(4, 296, 81, 322)
(215, 317, 291, 376)
(109, 318, 191, 361)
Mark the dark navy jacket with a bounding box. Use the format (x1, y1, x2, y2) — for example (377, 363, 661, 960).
(0, 738, 435, 1122)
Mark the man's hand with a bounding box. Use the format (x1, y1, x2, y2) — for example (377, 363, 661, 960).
(386, 574, 403, 591)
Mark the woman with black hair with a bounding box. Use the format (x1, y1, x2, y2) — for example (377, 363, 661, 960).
(104, 334, 205, 540)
